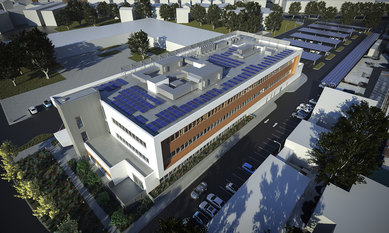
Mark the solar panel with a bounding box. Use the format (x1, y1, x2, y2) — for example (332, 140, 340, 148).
(283, 38, 332, 52)
(308, 23, 354, 34)
(135, 115, 148, 124)
(290, 32, 341, 45)
(316, 21, 367, 31)
(321, 33, 380, 87)
(298, 27, 348, 39)
(301, 51, 322, 62)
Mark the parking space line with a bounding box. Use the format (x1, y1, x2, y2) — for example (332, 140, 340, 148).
(274, 129, 285, 135)
(254, 151, 268, 159)
(271, 133, 284, 139)
(256, 145, 274, 155)
(232, 172, 246, 182)
(248, 155, 261, 164)
(219, 185, 232, 195)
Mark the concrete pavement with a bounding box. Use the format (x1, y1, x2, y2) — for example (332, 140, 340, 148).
(124, 73, 308, 233)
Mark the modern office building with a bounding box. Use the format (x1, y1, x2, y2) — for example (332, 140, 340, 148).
(52, 31, 303, 199)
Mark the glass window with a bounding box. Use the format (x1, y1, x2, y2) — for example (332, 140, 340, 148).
(75, 116, 83, 129)
(81, 131, 88, 142)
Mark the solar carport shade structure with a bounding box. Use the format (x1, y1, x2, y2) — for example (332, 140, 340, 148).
(321, 33, 380, 87)
(301, 51, 322, 63)
(308, 23, 354, 34)
(283, 38, 332, 53)
(290, 32, 341, 46)
(316, 21, 368, 31)
(299, 27, 349, 39)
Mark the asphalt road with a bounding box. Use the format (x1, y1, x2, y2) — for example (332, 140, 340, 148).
(0, 104, 62, 233)
(139, 28, 369, 232)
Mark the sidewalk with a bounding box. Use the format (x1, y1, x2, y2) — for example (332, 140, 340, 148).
(124, 73, 308, 233)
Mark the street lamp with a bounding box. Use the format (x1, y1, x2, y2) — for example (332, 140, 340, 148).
(272, 140, 282, 153)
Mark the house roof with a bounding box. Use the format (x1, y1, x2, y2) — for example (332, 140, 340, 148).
(286, 120, 329, 151)
(207, 156, 310, 233)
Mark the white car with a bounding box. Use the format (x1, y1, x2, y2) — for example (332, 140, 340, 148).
(309, 99, 317, 105)
(206, 193, 225, 209)
(292, 110, 308, 119)
(28, 106, 38, 115)
(296, 103, 313, 113)
(199, 201, 218, 217)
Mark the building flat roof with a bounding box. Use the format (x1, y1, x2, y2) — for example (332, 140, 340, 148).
(47, 18, 222, 48)
(287, 120, 329, 150)
(207, 156, 310, 232)
(311, 177, 389, 233)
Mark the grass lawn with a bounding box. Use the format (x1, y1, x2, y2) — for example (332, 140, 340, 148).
(351, 34, 359, 39)
(181, 20, 230, 34)
(129, 53, 148, 62)
(98, 50, 121, 57)
(55, 18, 120, 32)
(325, 53, 336, 60)
(335, 46, 345, 52)
(97, 44, 121, 51)
(313, 62, 325, 70)
(267, 20, 301, 37)
(128, 47, 167, 62)
(0, 66, 65, 100)
(344, 40, 352, 45)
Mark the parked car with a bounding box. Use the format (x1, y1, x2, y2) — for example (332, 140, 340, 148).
(28, 106, 38, 115)
(199, 201, 218, 217)
(182, 217, 190, 226)
(309, 99, 317, 105)
(292, 110, 308, 119)
(191, 182, 207, 200)
(43, 100, 52, 108)
(242, 162, 255, 174)
(226, 182, 238, 194)
(193, 210, 209, 225)
(296, 103, 313, 113)
(206, 193, 225, 209)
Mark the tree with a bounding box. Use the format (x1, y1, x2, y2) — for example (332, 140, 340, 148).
(340, 2, 357, 25)
(133, 0, 152, 19)
(158, 217, 205, 233)
(76, 160, 90, 180)
(83, 4, 98, 26)
(67, 0, 84, 24)
(110, 209, 128, 228)
(272, 4, 283, 14)
(235, 1, 245, 7)
(316, 1, 326, 18)
(363, 4, 383, 29)
(322, 6, 337, 22)
(288, 2, 301, 19)
(245, 2, 261, 33)
(159, 4, 170, 21)
(265, 11, 282, 36)
(33, 194, 59, 219)
(54, 215, 81, 233)
(95, 191, 110, 207)
(304, 1, 318, 18)
(121, 1, 131, 8)
(169, 3, 179, 21)
(108, 3, 119, 18)
(206, 4, 220, 29)
(0, 42, 21, 86)
(190, 4, 206, 26)
(56, 8, 73, 30)
(97, 1, 109, 18)
(17, 29, 56, 80)
(0, 141, 21, 181)
(84, 171, 100, 185)
(13, 179, 40, 200)
(309, 101, 389, 188)
(128, 30, 150, 59)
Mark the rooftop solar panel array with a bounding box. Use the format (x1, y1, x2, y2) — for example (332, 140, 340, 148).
(301, 51, 322, 62)
(220, 47, 238, 56)
(144, 48, 295, 134)
(316, 21, 367, 31)
(290, 32, 341, 45)
(283, 38, 332, 52)
(321, 33, 380, 87)
(308, 23, 354, 34)
(96, 78, 128, 91)
(208, 53, 244, 68)
(298, 27, 348, 39)
(111, 85, 165, 116)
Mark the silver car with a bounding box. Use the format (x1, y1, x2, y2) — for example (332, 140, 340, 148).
(206, 193, 225, 209)
(190, 182, 207, 199)
(199, 201, 217, 217)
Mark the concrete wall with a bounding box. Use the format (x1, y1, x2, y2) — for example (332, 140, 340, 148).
(0, 11, 14, 33)
(53, 89, 109, 158)
(176, 7, 189, 23)
(41, 4, 66, 26)
(23, 8, 44, 26)
(119, 7, 134, 22)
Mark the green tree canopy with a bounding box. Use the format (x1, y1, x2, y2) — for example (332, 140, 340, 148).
(322, 6, 337, 22)
(265, 11, 282, 36)
(288, 2, 301, 19)
(108, 3, 119, 18)
(67, 0, 84, 24)
(128, 30, 150, 59)
(340, 1, 357, 25)
(54, 215, 81, 233)
(83, 4, 98, 26)
(121, 1, 131, 7)
(309, 101, 389, 188)
(97, 1, 109, 18)
(0, 42, 22, 86)
(190, 4, 206, 25)
(158, 216, 205, 233)
(55, 8, 72, 30)
(272, 4, 283, 14)
(304, 1, 318, 17)
(134, 0, 152, 19)
(206, 4, 220, 29)
(159, 4, 171, 21)
(110, 209, 128, 228)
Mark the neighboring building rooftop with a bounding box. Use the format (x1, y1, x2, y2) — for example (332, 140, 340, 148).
(207, 155, 310, 233)
(310, 177, 389, 233)
(309, 87, 378, 129)
(47, 18, 222, 48)
(286, 120, 329, 151)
